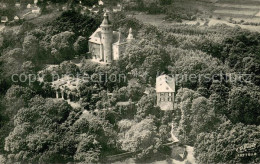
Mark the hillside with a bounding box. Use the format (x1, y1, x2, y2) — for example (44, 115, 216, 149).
(214, 0, 260, 19)
(133, 0, 260, 31)
(0, 1, 260, 164)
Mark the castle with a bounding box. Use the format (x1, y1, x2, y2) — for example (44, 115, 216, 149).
(88, 12, 134, 64)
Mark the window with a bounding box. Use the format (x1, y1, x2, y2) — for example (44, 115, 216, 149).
(169, 93, 172, 96)
(168, 98, 172, 101)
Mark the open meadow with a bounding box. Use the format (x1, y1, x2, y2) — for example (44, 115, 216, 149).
(214, 0, 260, 18)
(132, 0, 260, 32)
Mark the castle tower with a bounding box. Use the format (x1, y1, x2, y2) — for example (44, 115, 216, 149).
(127, 28, 134, 43)
(100, 12, 113, 63)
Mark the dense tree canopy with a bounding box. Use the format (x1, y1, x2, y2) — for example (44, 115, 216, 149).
(195, 121, 260, 163)
(1, 4, 260, 163)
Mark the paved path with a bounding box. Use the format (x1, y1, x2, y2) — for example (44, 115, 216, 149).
(171, 123, 179, 143)
(186, 146, 196, 164)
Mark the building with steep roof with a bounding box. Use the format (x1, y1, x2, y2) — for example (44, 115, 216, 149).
(113, 4, 122, 12)
(15, 2, 21, 8)
(1, 16, 8, 23)
(32, 6, 41, 14)
(27, 4, 32, 9)
(88, 12, 134, 64)
(98, 0, 104, 6)
(0, 3, 7, 8)
(14, 16, 20, 21)
(91, 6, 100, 14)
(156, 75, 175, 110)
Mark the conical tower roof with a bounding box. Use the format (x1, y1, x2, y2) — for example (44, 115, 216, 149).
(101, 12, 111, 26)
(127, 28, 134, 41)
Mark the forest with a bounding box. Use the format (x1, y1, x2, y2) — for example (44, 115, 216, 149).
(0, 1, 260, 163)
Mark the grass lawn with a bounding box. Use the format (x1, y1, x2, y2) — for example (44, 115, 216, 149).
(132, 0, 260, 32)
(133, 13, 169, 26)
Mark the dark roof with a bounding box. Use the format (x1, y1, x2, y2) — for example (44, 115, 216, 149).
(1, 16, 8, 21)
(92, 7, 99, 12)
(101, 12, 111, 25)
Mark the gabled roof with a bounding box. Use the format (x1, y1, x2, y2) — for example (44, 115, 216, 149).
(14, 16, 19, 20)
(92, 7, 99, 12)
(113, 7, 121, 11)
(156, 75, 175, 93)
(1, 16, 8, 21)
(113, 4, 122, 11)
(0, 3, 7, 8)
(98, 0, 104, 5)
(89, 28, 102, 44)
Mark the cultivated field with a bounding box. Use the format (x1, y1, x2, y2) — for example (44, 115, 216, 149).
(215, 3, 260, 9)
(214, 0, 260, 18)
(214, 9, 258, 16)
(132, 0, 260, 32)
(210, 0, 260, 31)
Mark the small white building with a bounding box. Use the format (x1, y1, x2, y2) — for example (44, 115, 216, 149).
(98, 0, 104, 6)
(34, 0, 38, 5)
(32, 6, 41, 14)
(92, 7, 100, 14)
(15, 2, 21, 8)
(27, 4, 31, 9)
(113, 4, 122, 12)
(1, 16, 8, 23)
(14, 16, 19, 21)
(62, 5, 68, 11)
(156, 75, 175, 110)
(0, 3, 7, 8)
